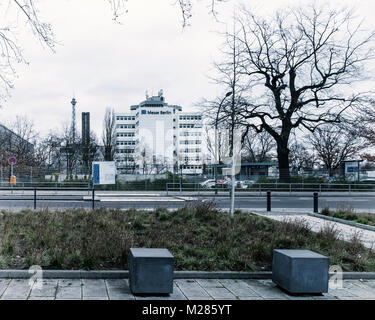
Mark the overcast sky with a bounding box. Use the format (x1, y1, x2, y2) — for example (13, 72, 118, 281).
(2, 0, 375, 141)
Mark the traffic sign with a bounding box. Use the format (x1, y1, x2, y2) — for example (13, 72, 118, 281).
(8, 157, 16, 165)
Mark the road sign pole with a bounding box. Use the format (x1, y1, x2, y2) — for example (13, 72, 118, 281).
(10, 164, 13, 193)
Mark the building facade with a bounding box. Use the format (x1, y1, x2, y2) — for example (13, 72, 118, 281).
(115, 91, 203, 174)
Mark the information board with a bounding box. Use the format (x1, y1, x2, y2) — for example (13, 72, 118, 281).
(92, 161, 116, 185)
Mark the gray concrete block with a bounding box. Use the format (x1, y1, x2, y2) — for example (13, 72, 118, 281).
(129, 248, 174, 295)
(272, 249, 329, 294)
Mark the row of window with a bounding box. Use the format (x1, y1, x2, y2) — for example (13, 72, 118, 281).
(180, 132, 202, 136)
(116, 141, 136, 146)
(117, 132, 135, 137)
(180, 157, 201, 162)
(116, 149, 135, 154)
(117, 124, 135, 129)
(180, 165, 203, 170)
(116, 116, 135, 121)
(180, 140, 202, 145)
(179, 124, 202, 129)
(180, 148, 201, 153)
(179, 115, 202, 121)
(117, 158, 135, 162)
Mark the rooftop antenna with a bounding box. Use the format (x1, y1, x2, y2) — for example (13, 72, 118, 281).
(146, 90, 149, 99)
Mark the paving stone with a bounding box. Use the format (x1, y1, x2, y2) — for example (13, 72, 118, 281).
(56, 285, 81, 299)
(83, 279, 107, 298)
(244, 280, 291, 299)
(328, 288, 358, 298)
(107, 283, 134, 300)
(28, 296, 55, 300)
(105, 279, 128, 288)
(238, 296, 264, 300)
(1, 279, 32, 299)
(203, 286, 238, 299)
(344, 283, 375, 299)
(83, 297, 109, 300)
(0, 279, 11, 296)
(30, 280, 58, 297)
(187, 296, 213, 300)
(196, 279, 223, 288)
(219, 279, 260, 297)
(175, 280, 211, 299)
(135, 285, 187, 300)
(58, 279, 82, 287)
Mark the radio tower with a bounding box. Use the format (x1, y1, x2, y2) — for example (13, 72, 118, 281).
(71, 97, 77, 143)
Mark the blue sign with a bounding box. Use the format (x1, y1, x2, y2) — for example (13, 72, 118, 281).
(141, 109, 147, 114)
(93, 163, 100, 184)
(347, 167, 358, 173)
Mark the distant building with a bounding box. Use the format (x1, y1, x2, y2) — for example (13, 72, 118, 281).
(115, 91, 203, 174)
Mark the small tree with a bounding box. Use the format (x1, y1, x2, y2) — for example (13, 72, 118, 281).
(102, 107, 116, 161)
(308, 125, 365, 177)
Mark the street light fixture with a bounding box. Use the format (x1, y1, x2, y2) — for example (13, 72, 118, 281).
(214, 91, 232, 195)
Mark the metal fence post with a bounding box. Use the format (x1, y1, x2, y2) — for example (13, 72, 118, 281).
(92, 185, 95, 210)
(267, 190, 271, 212)
(34, 188, 37, 210)
(313, 192, 318, 213)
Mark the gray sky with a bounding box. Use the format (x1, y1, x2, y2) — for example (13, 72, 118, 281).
(2, 0, 375, 140)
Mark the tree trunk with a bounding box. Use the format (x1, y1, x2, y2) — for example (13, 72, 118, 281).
(277, 143, 291, 183)
(104, 146, 112, 161)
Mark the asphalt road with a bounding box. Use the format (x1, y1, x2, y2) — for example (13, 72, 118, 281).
(0, 194, 374, 212)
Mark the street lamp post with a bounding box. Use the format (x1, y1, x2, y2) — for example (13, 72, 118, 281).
(214, 91, 232, 195)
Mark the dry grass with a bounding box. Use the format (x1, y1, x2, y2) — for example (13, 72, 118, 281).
(0, 203, 374, 271)
(321, 204, 375, 227)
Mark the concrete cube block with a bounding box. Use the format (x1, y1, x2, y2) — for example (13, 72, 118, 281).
(272, 249, 329, 294)
(129, 248, 174, 295)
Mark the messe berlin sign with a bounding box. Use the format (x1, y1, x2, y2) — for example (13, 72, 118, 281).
(92, 161, 116, 185)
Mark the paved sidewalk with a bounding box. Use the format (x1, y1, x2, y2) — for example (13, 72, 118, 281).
(0, 278, 374, 300)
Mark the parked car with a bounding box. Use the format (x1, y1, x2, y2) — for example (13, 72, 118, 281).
(242, 180, 255, 188)
(199, 179, 216, 188)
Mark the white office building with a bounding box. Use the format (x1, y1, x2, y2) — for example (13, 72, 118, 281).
(115, 91, 203, 174)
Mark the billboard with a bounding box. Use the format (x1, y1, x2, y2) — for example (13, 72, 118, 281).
(92, 161, 116, 185)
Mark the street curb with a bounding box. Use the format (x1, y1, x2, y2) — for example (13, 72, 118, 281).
(1, 270, 375, 280)
(308, 213, 375, 233)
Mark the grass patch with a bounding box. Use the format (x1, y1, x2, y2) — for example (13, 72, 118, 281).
(321, 204, 375, 227)
(0, 202, 374, 271)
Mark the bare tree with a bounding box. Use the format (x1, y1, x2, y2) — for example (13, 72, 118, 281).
(352, 100, 375, 146)
(222, 4, 375, 182)
(102, 107, 116, 161)
(308, 125, 365, 177)
(288, 140, 316, 175)
(242, 129, 275, 163)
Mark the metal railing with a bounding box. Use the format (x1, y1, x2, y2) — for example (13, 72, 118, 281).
(0, 180, 91, 189)
(166, 182, 375, 195)
(0, 187, 95, 210)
